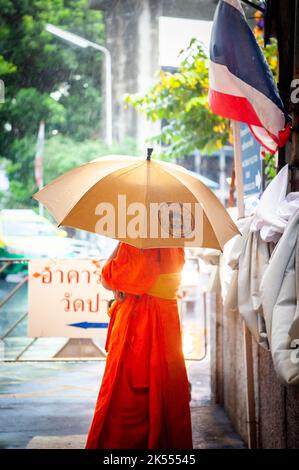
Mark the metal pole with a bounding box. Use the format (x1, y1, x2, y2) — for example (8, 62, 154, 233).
(105, 49, 113, 146)
(232, 120, 245, 217)
(45, 25, 113, 146)
(219, 148, 226, 205)
(91, 43, 113, 146)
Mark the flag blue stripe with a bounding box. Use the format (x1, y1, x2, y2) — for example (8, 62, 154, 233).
(210, 0, 284, 112)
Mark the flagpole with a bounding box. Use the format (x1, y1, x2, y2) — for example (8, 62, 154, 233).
(231, 121, 244, 217)
(232, 119, 257, 449)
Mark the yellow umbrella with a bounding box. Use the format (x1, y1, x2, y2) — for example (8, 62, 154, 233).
(33, 150, 239, 250)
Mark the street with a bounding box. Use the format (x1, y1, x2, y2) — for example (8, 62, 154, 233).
(2, 0, 299, 452)
(0, 358, 245, 449)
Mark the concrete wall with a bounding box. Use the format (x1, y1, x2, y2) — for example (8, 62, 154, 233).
(258, 347, 299, 449)
(210, 289, 299, 449)
(222, 302, 248, 443)
(103, 0, 153, 147)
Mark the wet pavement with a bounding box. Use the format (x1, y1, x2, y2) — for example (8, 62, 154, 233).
(0, 358, 246, 449)
(0, 278, 245, 449)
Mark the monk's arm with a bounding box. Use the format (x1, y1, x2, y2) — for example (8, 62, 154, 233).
(101, 244, 160, 296)
(101, 242, 120, 290)
(101, 275, 111, 290)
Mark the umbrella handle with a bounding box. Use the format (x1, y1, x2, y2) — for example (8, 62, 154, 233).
(147, 148, 153, 161)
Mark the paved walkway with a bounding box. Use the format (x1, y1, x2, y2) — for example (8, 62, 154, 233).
(0, 358, 245, 449)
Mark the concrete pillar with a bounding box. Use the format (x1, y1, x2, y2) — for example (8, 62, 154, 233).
(101, 0, 161, 149)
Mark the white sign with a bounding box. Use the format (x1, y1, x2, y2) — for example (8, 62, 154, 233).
(28, 259, 113, 338)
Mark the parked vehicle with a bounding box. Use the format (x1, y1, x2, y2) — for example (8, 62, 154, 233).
(0, 210, 76, 276)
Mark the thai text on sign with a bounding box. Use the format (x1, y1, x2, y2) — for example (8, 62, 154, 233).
(28, 259, 112, 339)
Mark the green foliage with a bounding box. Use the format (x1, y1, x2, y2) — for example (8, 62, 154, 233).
(2, 88, 66, 141)
(0, 134, 138, 209)
(125, 39, 229, 160)
(1, 135, 36, 207)
(43, 134, 138, 185)
(263, 151, 277, 184)
(0, 0, 104, 146)
(0, 0, 110, 204)
(0, 55, 16, 75)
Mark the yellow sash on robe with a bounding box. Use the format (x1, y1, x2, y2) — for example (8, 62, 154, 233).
(146, 272, 181, 300)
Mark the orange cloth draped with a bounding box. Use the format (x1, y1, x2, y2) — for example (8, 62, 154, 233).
(85, 243, 193, 449)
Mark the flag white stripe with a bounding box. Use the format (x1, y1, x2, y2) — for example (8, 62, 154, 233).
(209, 61, 286, 136)
(250, 125, 277, 152)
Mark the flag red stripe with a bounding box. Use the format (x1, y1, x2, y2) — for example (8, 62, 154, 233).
(209, 88, 263, 127)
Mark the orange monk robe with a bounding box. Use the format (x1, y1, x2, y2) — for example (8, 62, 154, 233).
(85, 243, 193, 449)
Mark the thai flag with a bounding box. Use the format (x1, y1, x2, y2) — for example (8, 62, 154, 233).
(209, 0, 291, 154)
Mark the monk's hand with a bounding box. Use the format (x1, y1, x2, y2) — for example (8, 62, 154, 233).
(113, 290, 126, 302)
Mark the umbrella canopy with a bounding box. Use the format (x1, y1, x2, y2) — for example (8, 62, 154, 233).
(33, 153, 239, 250)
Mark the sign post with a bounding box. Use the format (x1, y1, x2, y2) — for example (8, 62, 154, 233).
(232, 121, 245, 217)
(240, 123, 262, 198)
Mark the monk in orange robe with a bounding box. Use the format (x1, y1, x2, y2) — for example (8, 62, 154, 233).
(85, 242, 193, 449)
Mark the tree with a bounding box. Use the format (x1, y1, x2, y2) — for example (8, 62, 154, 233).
(1, 134, 138, 208)
(0, 0, 109, 206)
(0, 0, 105, 146)
(124, 39, 229, 160)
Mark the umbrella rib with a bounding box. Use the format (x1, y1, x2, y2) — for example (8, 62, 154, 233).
(152, 161, 202, 203)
